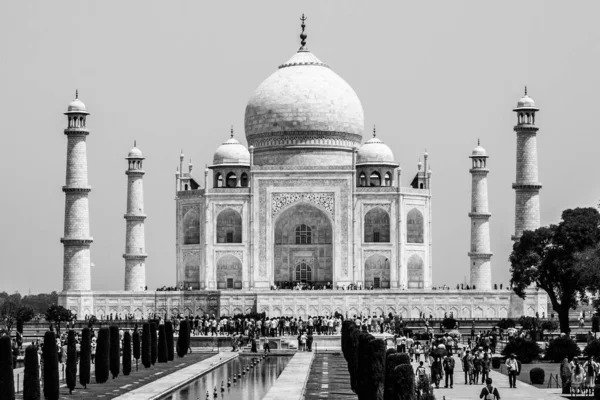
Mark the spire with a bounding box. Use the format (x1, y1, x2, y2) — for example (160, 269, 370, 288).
(230, 125, 234, 138)
(524, 86, 528, 96)
(299, 14, 308, 51)
(134, 140, 137, 148)
(373, 125, 376, 137)
(75, 89, 79, 99)
(180, 149, 184, 161)
(478, 138, 480, 146)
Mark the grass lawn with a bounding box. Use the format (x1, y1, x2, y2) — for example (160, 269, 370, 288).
(495, 361, 562, 389)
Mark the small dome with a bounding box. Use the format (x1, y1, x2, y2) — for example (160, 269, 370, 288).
(516, 95, 536, 109)
(67, 98, 88, 113)
(357, 135, 396, 165)
(127, 147, 143, 158)
(213, 136, 250, 166)
(471, 145, 487, 157)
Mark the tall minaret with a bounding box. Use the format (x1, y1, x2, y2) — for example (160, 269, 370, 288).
(123, 142, 147, 291)
(468, 140, 492, 290)
(61, 91, 93, 291)
(512, 87, 541, 240)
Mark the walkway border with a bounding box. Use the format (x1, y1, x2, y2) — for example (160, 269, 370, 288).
(114, 352, 238, 400)
(263, 351, 315, 400)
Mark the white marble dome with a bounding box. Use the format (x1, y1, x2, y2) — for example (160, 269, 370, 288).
(244, 50, 364, 145)
(67, 98, 88, 113)
(357, 135, 396, 165)
(471, 144, 487, 157)
(213, 136, 250, 166)
(516, 94, 536, 109)
(127, 146, 143, 159)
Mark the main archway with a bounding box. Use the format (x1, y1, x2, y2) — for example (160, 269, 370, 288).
(273, 203, 333, 288)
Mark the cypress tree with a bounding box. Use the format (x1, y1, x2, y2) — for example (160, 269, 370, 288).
(23, 344, 40, 400)
(122, 331, 132, 376)
(177, 320, 189, 357)
(79, 327, 91, 389)
(95, 327, 110, 384)
(158, 325, 168, 363)
(109, 326, 120, 378)
(366, 338, 386, 400)
(133, 326, 141, 371)
(150, 322, 158, 365)
(165, 321, 174, 361)
(43, 330, 59, 400)
(66, 330, 77, 394)
(141, 323, 151, 368)
(0, 335, 15, 400)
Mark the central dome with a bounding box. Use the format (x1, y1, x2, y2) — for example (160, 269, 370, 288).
(244, 49, 364, 158)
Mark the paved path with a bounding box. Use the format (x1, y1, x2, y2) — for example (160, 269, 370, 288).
(262, 351, 314, 400)
(113, 352, 237, 400)
(304, 353, 355, 399)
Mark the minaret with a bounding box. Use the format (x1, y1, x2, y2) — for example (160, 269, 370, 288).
(512, 87, 542, 240)
(468, 140, 492, 290)
(123, 142, 147, 291)
(61, 91, 93, 291)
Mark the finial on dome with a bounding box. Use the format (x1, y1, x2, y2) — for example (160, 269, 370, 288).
(299, 14, 308, 51)
(418, 158, 422, 170)
(373, 125, 376, 137)
(230, 125, 234, 138)
(478, 138, 480, 146)
(524, 86, 528, 96)
(75, 89, 79, 99)
(180, 149, 184, 161)
(134, 140, 137, 147)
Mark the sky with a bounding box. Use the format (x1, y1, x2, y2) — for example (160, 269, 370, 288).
(1, 1, 599, 294)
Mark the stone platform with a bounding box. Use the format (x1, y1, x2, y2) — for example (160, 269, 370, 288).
(59, 288, 547, 320)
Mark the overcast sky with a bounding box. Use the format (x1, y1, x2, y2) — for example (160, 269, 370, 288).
(1, 1, 599, 294)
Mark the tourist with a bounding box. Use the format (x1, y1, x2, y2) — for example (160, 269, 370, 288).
(560, 356, 572, 394)
(300, 332, 307, 351)
(505, 353, 519, 388)
(473, 352, 482, 384)
(415, 361, 427, 389)
(462, 349, 474, 385)
(571, 359, 584, 394)
(583, 356, 598, 394)
(431, 356, 444, 389)
(443, 354, 455, 389)
(481, 353, 491, 384)
(479, 377, 500, 400)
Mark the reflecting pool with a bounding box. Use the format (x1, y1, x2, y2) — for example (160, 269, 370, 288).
(162, 354, 292, 400)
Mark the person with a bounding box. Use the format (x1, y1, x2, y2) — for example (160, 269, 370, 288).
(415, 361, 427, 388)
(462, 349, 474, 385)
(571, 360, 584, 394)
(583, 356, 598, 394)
(479, 377, 500, 399)
(473, 353, 482, 384)
(443, 354, 455, 388)
(481, 353, 491, 384)
(505, 353, 519, 388)
(560, 356, 572, 394)
(431, 356, 443, 389)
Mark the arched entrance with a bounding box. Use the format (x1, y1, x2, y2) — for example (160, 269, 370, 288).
(274, 203, 333, 288)
(364, 254, 390, 289)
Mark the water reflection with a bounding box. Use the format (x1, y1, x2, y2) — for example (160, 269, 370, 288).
(163, 355, 292, 400)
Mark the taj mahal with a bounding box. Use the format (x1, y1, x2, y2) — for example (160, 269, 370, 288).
(58, 18, 546, 320)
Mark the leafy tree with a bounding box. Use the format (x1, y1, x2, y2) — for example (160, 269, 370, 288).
(20, 291, 58, 314)
(496, 318, 516, 330)
(79, 327, 91, 389)
(44, 304, 74, 335)
(442, 318, 458, 330)
(43, 331, 59, 400)
(0, 335, 15, 399)
(66, 330, 77, 394)
(502, 337, 542, 363)
(510, 208, 600, 334)
(23, 344, 40, 400)
(0, 296, 21, 334)
(123, 331, 132, 376)
(518, 316, 559, 341)
(545, 336, 581, 362)
(109, 326, 120, 379)
(95, 327, 110, 384)
(584, 339, 600, 358)
(177, 320, 189, 357)
(593, 315, 600, 335)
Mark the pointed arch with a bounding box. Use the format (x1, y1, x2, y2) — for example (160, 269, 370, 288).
(215, 173, 223, 188)
(216, 208, 242, 243)
(240, 173, 248, 187)
(216, 254, 242, 289)
(407, 208, 424, 243)
(384, 172, 392, 186)
(407, 254, 424, 288)
(359, 172, 366, 187)
(370, 171, 381, 186)
(226, 172, 237, 188)
(182, 209, 200, 244)
(364, 253, 390, 289)
(364, 207, 390, 243)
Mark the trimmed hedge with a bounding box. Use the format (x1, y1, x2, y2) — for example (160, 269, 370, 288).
(491, 357, 501, 369)
(502, 337, 542, 363)
(95, 327, 110, 384)
(109, 326, 120, 379)
(80, 327, 91, 388)
(123, 331, 132, 376)
(545, 336, 581, 362)
(23, 344, 40, 400)
(386, 348, 397, 358)
(366, 338, 386, 400)
(43, 330, 59, 400)
(397, 352, 412, 365)
(347, 327, 361, 393)
(165, 321, 175, 361)
(158, 325, 168, 363)
(66, 330, 77, 393)
(530, 367, 545, 384)
(393, 364, 415, 400)
(584, 339, 600, 358)
(150, 322, 158, 365)
(357, 333, 374, 400)
(0, 335, 15, 400)
(142, 323, 151, 368)
(177, 320, 189, 357)
(385, 353, 405, 400)
(133, 326, 141, 370)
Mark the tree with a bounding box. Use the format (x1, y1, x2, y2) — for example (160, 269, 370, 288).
(177, 320, 189, 357)
(496, 318, 516, 330)
(165, 321, 174, 361)
(16, 305, 34, 334)
(0, 335, 15, 400)
(584, 339, 600, 358)
(79, 327, 91, 389)
(44, 304, 74, 335)
(142, 323, 151, 368)
(133, 326, 141, 371)
(510, 207, 600, 334)
(518, 316, 559, 341)
(23, 344, 40, 400)
(158, 325, 168, 363)
(502, 337, 542, 363)
(0, 296, 20, 334)
(109, 326, 120, 379)
(66, 330, 77, 394)
(545, 336, 581, 362)
(123, 331, 132, 376)
(43, 331, 59, 400)
(95, 327, 110, 384)
(150, 322, 158, 365)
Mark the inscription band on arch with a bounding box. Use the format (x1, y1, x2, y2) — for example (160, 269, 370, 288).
(271, 192, 334, 217)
